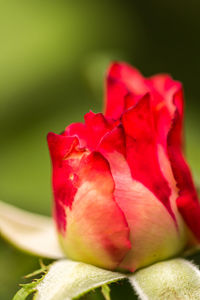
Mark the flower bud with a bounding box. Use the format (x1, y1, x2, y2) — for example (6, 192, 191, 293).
(48, 62, 200, 272)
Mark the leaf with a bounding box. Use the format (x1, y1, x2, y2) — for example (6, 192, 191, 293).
(13, 265, 49, 300)
(13, 282, 37, 300)
(101, 284, 111, 300)
(24, 260, 49, 279)
(0, 200, 64, 259)
(13, 258, 200, 300)
(130, 258, 200, 300)
(35, 259, 125, 300)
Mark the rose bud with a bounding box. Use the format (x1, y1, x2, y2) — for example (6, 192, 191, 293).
(47, 62, 200, 272)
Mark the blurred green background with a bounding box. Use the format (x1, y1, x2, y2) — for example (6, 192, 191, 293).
(1, 0, 200, 299)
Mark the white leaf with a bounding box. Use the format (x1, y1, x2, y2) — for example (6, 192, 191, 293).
(130, 258, 200, 300)
(35, 259, 126, 300)
(0, 200, 64, 259)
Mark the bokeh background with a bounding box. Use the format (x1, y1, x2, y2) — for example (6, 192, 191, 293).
(1, 1, 200, 299)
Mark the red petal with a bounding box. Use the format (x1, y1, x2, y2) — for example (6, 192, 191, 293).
(147, 74, 182, 148)
(105, 62, 148, 119)
(105, 77, 128, 119)
(47, 132, 79, 161)
(108, 62, 147, 94)
(65, 122, 87, 148)
(124, 92, 143, 110)
(65, 112, 116, 150)
(167, 90, 200, 240)
(47, 133, 82, 233)
(148, 74, 181, 109)
(122, 94, 175, 221)
(98, 125, 126, 156)
(84, 112, 114, 149)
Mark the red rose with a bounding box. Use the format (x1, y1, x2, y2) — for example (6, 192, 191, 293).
(47, 62, 200, 272)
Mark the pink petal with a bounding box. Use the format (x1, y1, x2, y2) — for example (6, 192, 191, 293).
(60, 151, 131, 270)
(98, 126, 185, 271)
